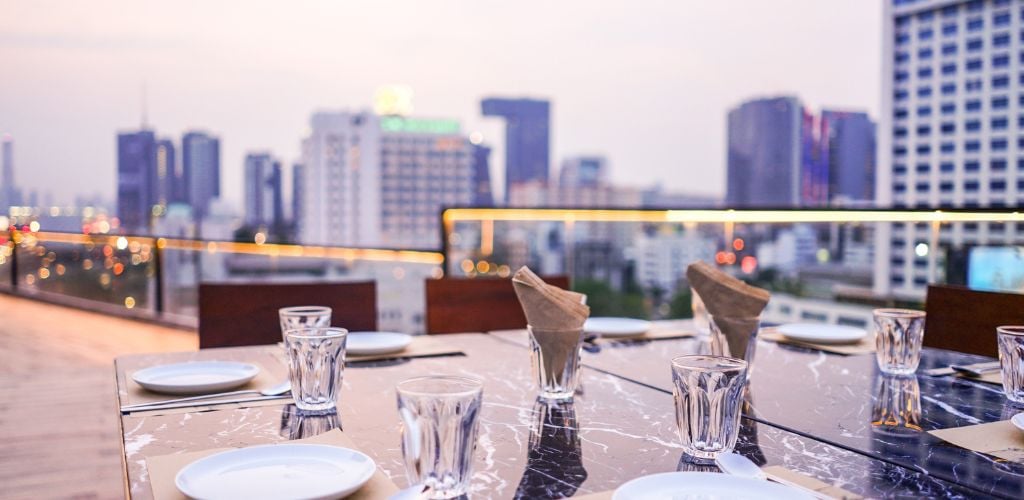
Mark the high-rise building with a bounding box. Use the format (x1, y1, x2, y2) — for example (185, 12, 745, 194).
(117, 129, 158, 232)
(182, 131, 220, 218)
(299, 111, 479, 248)
(878, 0, 1024, 299)
(481, 98, 550, 201)
(559, 156, 608, 189)
(1, 134, 20, 209)
(291, 163, 305, 229)
(471, 144, 494, 207)
(155, 138, 176, 208)
(726, 97, 803, 207)
(821, 110, 877, 203)
(244, 153, 283, 230)
(800, 111, 830, 206)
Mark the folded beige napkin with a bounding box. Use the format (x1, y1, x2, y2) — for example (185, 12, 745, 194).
(512, 266, 589, 330)
(686, 261, 770, 360)
(929, 420, 1024, 462)
(761, 327, 877, 356)
(146, 429, 399, 500)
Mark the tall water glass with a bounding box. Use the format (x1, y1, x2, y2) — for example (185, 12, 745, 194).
(279, 306, 332, 342)
(874, 309, 926, 375)
(397, 376, 483, 499)
(707, 313, 760, 366)
(284, 327, 347, 414)
(671, 355, 747, 463)
(691, 288, 710, 334)
(528, 326, 584, 400)
(997, 326, 1024, 404)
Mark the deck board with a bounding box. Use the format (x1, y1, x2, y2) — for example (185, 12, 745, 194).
(0, 294, 195, 500)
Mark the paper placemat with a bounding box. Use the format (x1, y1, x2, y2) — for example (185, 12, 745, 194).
(761, 327, 876, 355)
(928, 420, 1024, 462)
(955, 371, 1002, 385)
(146, 429, 399, 500)
(571, 492, 612, 500)
(348, 334, 463, 363)
(595, 328, 696, 344)
(126, 354, 287, 406)
(763, 465, 862, 499)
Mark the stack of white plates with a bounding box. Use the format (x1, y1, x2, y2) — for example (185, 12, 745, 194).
(613, 472, 812, 499)
(776, 323, 868, 345)
(584, 317, 653, 338)
(132, 361, 260, 395)
(345, 331, 413, 356)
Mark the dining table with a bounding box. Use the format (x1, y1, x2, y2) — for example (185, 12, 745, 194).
(114, 322, 1024, 499)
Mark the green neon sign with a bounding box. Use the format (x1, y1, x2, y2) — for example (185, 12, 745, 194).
(379, 116, 460, 134)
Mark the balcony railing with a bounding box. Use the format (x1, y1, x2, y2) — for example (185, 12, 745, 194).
(2, 207, 1021, 333)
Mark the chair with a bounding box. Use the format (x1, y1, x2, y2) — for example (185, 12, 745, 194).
(424, 276, 570, 334)
(198, 281, 377, 348)
(924, 284, 1024, 357)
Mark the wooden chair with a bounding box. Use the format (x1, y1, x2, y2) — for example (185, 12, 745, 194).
(924, 284, 1024, 357)
(424, 276, 570, 334)
(198, 281, 377, 348)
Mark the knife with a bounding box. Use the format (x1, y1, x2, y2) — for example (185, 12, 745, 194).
(121, 394, 291, 414)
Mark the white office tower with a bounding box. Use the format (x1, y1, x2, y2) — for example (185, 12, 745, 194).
(300, 112, 382, 247)
(878, 0, 1024, 299)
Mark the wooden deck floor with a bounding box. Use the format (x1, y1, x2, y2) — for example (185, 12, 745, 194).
(0, 294, 196, 499)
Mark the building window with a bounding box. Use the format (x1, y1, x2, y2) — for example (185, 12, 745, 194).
(940, 162, 954, 172)
(941, 142, 955, 153)
(967, 17, 984, 32)
(993, 117, 1009, 129)
(895, 126, 908, 137)
(919, 28, 934, 40)
(941, 63, 957, 75)
(894, 163, 908, 174)
(918, 67, 933, 78)
(895, 107, 908, 119)
(992, 138, 1009, 151)
(895, 71, 909, 82)
(941, 82, 956, 94)
(965, 159, 981, 171)
(994, 12, 1011, 27)
(918, 47, 933, 59)
(941, 122, 956, 133)
(895, 51, 910, 63)
(942, 43, 957, 55)
(894, 183, 907, 193)
(942, 23, 958, 36)
(917, 105, 932, 117)
(965, 141, 981, 153)
(916, 163, 930, 173)
(991, 158, 1008, 171)
(993, 54, 1010, 68)
(967, 38, 984, 51)
(895, 89, 909, 101)
(917, 124, 931, 135)
(917, 86, 933, 97)
(965, 181, 980, 192)
(966, 99, 982, 111)
(994, 33, 1011, 47)
(895, 145, 907, 156)
(896, 33, 910, 45)
(966, 120, 981, 131)
(994, 75, 1010, 88)
(916, 144, 931, 154)
(966, 58, 983, 71)
(940, 102, 955, 114)
(940, 182, 954, 192)
(915, 182, 930, 192)
(966, 78, 984, 91)
(991, 180, 1007, 191)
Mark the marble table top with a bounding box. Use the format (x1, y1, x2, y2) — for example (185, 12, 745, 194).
(116, 332, 988, 499)
(488, 325, 1024, 499)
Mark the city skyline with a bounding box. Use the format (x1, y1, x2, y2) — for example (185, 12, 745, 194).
(0, 0, 881, 210)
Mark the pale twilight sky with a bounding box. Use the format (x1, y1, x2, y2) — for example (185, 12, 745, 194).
(0, 0, 881, 209)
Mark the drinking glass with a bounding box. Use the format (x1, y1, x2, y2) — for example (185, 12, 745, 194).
(284, 327, 347, 414)
(528, 326, 584, 400)
(874, 308, 926, 375)
(671, 355, 747, 463)
(691, 288, 710, 334)
(397, 376, 483, 499)
(279, 306, 332, 342)
(707, 313, 760, 365)
(871, 375, 922, 436)
(997, 326, 1024, 404)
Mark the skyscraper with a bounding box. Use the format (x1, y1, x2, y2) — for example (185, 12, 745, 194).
(471, 144, 494, 207)
(291, 163, 305, 229)
(481, 98, 550, 201)
(182, 131, 220, 218)
(155, 138, 176, 209)
(726, 96, 803, 207)
(1, 134, 20, 209)
(878, 0, 1024, 299)
(117, 129, 157, 232)
(243, 152, 283, 230)
(821, 110, 876, 203)
(559, 156, 608, 189)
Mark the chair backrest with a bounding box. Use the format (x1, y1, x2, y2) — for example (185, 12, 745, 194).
(924, 284, 1024, 357)
(198, 281, 377, 348)
(424, 276, 570, 334)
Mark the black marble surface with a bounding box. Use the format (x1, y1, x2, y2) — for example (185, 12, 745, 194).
(505, 328, 1024, 499)
(117, 333, 987, 499)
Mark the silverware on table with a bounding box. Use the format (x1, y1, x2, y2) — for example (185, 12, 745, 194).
(950, 363, 1002, 377)
(120, 380, 291, 412)
(121, 393, 292, 413)
(921, 360, 1000, 377)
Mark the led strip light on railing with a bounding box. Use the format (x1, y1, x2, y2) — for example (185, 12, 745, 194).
(442, 208, 1024, 224)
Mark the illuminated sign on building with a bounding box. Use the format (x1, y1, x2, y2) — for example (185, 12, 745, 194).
(379, 117, 461, 135)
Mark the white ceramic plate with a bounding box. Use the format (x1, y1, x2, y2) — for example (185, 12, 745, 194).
(132, 361, 260, 395)
(613, 471, 813, 500)
(176, 444, 375, 500)
(346, 331, 413, 356)
(777, 323, 868, 345)
(585, 317, 652, 338)
(1012, 412, 1024, 433)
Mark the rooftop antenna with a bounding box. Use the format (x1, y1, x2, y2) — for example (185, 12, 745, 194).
(141, 81, 149, 128)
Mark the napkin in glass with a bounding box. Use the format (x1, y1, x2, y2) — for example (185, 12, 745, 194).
(686, 260, 770, 361)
